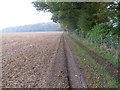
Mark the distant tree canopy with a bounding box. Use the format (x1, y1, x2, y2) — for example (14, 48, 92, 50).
(32, 1, 120, 50)
(32, 1, 119, 31)
(2, 23, 62, 33)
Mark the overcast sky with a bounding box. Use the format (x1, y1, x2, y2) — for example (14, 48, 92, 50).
(0, 0, 53, 30)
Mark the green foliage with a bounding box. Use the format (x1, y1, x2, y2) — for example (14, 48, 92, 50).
(85, 23, 118, 49)
(67, 34, 119, 88)
(32, 1, 119, 50)
(69, 33, 118, 67)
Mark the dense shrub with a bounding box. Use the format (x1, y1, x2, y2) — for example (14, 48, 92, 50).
(76, 23, 118, 50)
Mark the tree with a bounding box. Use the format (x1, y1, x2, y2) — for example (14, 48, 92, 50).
(32, 1, 119, 49)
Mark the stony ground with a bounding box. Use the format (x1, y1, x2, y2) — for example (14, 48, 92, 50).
(1, 32, 69, 88)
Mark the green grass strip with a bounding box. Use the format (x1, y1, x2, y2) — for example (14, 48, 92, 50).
(66, 34, 119, 88)
(69, 33, 118, 68)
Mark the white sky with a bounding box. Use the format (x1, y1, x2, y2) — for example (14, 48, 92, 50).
(0, 0, 53, 30)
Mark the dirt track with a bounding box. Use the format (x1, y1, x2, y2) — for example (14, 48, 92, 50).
(69, 36, 119, 81)
(1, 32, 87, 88)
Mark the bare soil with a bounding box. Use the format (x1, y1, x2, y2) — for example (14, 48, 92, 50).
(1, 32, 65, 88)
(1, 32, 87, 88)
(64, 36, 87, 88)
(46, 34, 69, 88)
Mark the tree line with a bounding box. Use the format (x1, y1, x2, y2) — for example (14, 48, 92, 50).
(32, 1, 120, 50)
(1, 22, 62, 33)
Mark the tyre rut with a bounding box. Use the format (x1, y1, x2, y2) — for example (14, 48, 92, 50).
(70, 36, 119, 81)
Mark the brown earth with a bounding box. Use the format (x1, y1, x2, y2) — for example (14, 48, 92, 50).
(2, 31, 118, 88)
(1, 32, 89, 88)
(46, 34, 69, 88)
(64, 36, 88, 88)
(1, 32, 68, 88)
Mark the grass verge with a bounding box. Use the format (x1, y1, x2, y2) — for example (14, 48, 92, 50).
(68, 33, 118, 69)
(65, 33, 119, 88)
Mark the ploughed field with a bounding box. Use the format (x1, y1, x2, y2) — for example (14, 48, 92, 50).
(1, 32, 119, 88)
(1, 32, 69, 88)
